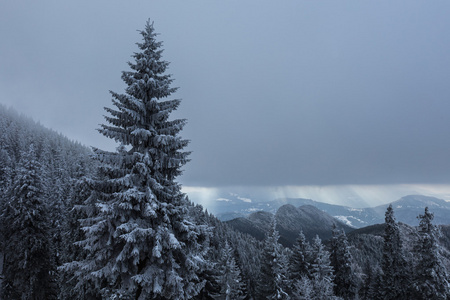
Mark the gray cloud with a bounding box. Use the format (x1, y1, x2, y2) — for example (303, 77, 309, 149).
(1, 1, 450, 188)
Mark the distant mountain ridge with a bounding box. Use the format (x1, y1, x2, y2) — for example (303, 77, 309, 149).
(226, 204, 354, 247)
(214, 197, 321, 221)
(217, 195, 450, 228)
(371, 195, 450, 225)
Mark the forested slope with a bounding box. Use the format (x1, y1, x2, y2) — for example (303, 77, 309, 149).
(0, 105, 97, 299)
(1, 103, 450, 299)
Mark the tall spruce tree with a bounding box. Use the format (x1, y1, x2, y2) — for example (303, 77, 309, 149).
(414, 207, 449, 299)
(381, 205, 411, 300)
(62, 20, 205, 299)
(0, 144, 56, 299)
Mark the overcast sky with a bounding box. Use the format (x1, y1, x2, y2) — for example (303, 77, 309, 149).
(2, 1, 450, 206)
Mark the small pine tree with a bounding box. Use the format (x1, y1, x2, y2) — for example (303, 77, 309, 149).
(58, 176, 97, 300)
(258, 219, 290, 299)
(290, 231, 312, 280)
(306, 235, 336, 298)
(414, 207, 449, 299)
(0, 148, 12, 259)
(0, 144, 56, 299)
(0, 148, 12, 194)
(330, 224, 358, 299)
(292, 274, 338, 299)
(362, 263, 383, 300)
(62, 20, 206, 299)
(291, 234, 337, 299)
(310, 235, 334, 283)
(292, 276, 314, 300)
(216, 241, 246, 300)
(381, 205, 411, 299)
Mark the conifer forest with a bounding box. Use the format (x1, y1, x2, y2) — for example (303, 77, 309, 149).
(1, 20, 450, 300)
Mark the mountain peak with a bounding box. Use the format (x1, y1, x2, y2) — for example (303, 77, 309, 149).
(218, 194, 450, 228)
(393, 195, 450, 208)
(226, 204, 353, 247)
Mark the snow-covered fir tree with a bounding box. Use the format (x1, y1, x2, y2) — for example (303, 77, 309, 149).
(258, 219, 290, 299)
(61, 20, 206, 299)
(310, 235, 334, 283)
(306, 235, 336, 299)
(58, 176, 98, 300)
(0, 148, 11, 195)
(0, 148, 12, 260)
(361, 263, 383, 300)
(0, 144, 57, 299)
(215, 241, 246, 300)
(330, 224, 358, 299)
(292, 276, 314, 300)
(381, 205, 411, 299)
(289, 230, 312, 281)
(414, 207, 449, 299)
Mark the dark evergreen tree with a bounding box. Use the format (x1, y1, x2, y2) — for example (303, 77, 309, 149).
(258, 219, 290, 299)
(215, 241, 246, 300)
(0, 148, 11, 192)
(380, 205, 411, 300)
(306, 235, 336, 299)
(310, 235, 334, 283)
(330, 224, 358, 299)
(289, 231, 312, 281)
(360, 263, 383, 300)
(292, 276, 314, 300)
(185, 203, 220, 300)
(0, 144, 56, 299)
(0, 148, 12, 262)
(61, 20, 206, 299)
(414, 207, 449, 299)
(230, 229, 260, 299)
(58, 176, 97, 300)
